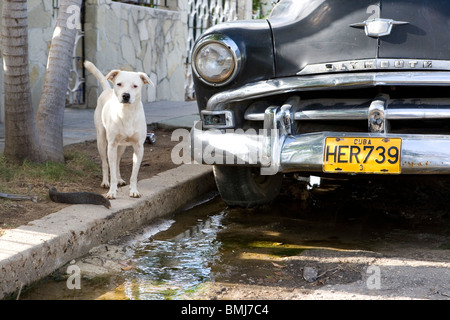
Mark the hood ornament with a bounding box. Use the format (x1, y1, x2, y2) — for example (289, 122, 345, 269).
(350, 18, 409, 37)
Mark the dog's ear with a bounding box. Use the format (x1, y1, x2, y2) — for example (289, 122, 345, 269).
(106, 70, 120, 83)
(139, 72, 154, 87)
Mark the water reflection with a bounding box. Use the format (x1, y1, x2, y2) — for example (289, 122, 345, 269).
(125, 212, 225, 300)
(20, 195, 227, 300)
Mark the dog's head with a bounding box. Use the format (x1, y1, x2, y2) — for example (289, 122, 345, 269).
(105, 70, 154, 105)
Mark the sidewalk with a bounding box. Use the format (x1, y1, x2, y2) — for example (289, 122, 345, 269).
(0, 100, 199, 152)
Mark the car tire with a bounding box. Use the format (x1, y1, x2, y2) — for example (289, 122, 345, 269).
(213, 165, 283, 208)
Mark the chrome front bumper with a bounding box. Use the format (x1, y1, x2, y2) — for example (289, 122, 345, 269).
(192, 126, 450, 176)
(191, 122, 450, 175)
(192, 96, 450, 176)
(192, 71, 450, 175)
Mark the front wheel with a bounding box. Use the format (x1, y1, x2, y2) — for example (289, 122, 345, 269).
(213, 165, 283, 208)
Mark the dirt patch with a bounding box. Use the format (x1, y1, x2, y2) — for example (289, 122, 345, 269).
(0, 129, 180, 231)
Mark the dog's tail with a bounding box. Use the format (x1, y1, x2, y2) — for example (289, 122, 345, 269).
(84, 60, 111, 91)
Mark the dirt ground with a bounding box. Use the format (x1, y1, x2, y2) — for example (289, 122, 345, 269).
(0, 129, 180, 231)
(20, 175, 450, 300)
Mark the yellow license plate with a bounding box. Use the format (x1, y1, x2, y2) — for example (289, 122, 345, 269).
(323, 137, 402, 174)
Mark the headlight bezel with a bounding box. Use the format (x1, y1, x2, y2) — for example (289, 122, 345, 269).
(192, 34, 242, 87)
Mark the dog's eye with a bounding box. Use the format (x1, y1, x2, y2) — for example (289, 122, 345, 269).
(133, 84, 138, 89)
(117, 83, 122, 87)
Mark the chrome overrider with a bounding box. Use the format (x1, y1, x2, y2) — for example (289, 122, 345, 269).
(191, 71, 450, 175)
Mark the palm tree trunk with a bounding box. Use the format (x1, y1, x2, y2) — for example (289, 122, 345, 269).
(35, 0, 83, 163)
(1, 0, 43, 162)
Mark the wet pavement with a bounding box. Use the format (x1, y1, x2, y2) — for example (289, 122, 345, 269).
(19, 176, 450, 300)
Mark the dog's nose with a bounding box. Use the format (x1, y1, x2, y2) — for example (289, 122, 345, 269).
(122, 93, 131, 103)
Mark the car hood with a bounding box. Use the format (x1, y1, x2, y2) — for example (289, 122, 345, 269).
(269, 0, 450, 77)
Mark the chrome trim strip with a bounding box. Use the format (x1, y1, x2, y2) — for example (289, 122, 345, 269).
(206, 72, 450, 111)
(297, 59, 450, 76)
(387, 108, 450, 119)
(244, 107, 450, 121)
(294, 108, 370, 120)
(245, 113, 265, 121)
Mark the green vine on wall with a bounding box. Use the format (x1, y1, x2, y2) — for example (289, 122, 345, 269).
(253, 0, 278, 19)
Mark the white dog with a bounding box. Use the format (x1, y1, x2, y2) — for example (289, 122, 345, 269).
(84, 61, 153, 199)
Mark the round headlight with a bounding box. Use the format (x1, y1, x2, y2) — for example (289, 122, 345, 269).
(192, 35, 241, 86)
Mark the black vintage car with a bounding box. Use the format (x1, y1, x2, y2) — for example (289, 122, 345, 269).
(190, 0, 450, 207)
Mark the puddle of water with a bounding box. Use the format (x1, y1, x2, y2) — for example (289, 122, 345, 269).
(20, 195, 227, 300)
(126, 212, 225, 299)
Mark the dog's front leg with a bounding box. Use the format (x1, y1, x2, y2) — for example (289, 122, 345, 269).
(96, 128, 110, 188)
(116, 145, 127, 187)
(129, 143, 144, 198)
(106, 143, 119, 199)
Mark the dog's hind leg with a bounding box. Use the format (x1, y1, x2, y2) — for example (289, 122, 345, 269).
(116, 145, 127, 186)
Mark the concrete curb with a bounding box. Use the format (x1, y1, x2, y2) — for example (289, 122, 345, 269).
(154, 114, 199, 131)
(0, 164, 215, 299)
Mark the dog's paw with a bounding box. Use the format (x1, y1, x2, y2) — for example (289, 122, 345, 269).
(101, 181, 110, 189)
(117, 179, 127, 186)
(106, 191, 116, 199)
(129, 190, 142, 198)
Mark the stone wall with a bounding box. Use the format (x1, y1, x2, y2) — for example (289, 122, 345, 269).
(0, 0, 255, 120)
(84, 0, 188, 108)
(0, 0, 188, 118)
